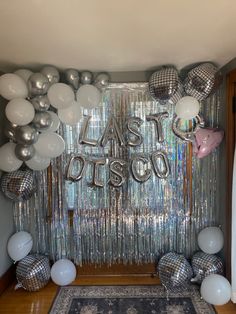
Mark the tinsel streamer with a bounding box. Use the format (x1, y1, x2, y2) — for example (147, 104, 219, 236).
(13, 83, 222, 264)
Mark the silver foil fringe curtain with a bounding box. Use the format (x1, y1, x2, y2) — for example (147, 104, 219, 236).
(13, 83, 221, 266)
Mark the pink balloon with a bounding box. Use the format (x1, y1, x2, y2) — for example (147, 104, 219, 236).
(194, 127, 224, 158)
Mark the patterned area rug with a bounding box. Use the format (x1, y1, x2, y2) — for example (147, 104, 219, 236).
(49, 285, 216, 314)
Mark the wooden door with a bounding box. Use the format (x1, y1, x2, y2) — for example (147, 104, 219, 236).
(226, 70, 236, 279)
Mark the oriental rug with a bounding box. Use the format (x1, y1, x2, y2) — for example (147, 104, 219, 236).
(49, 285, 215, 314)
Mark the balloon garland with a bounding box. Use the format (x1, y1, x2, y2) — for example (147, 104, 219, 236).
(0, 68, 109, 174)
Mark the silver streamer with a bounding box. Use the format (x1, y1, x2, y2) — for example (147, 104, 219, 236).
(13, 83, 221, 266)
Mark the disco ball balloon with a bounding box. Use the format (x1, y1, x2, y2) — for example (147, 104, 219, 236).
(16, 254, 51, 291)
(184, 63, 220, 101)
(191, 251, 224, 284)
(1, 169, 35, 201)
(149, 67, 180, 103)
(158, 252, 193, 291)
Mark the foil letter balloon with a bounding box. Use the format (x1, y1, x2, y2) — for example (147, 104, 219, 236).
(149, 67, 179, 102)
(131, 155, 152, 183)
(126, 117, 143, 147)
(88, 159, 106, 188)
(66, 155, 87, 182)
(151, 151, 170, 179)
(109, 159, 127, 187)
(146, 112, 169, 143)
(79, 116, 98, 146)
(100, 115, 125, 147)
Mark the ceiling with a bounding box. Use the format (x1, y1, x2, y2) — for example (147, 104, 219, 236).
(0, 0, 235, 72)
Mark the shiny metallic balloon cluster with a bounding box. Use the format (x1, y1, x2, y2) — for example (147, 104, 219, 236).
(148, 63, 224, 157)
(0, 66, 110, 180)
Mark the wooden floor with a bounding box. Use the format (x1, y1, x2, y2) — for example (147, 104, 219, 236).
(0, 275, 236, 314)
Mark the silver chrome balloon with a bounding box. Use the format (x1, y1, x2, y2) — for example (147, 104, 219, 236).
(31, 95, 50, 112)
(146, 112, 169, 143)
(1, 170, 35, 201)
(15, 125, 39, 145)
(32, 112, 52, 131)
(40, 65, 60, 85)
(15, 144, 35, 161)
(131, 155, 152, 183)
(126, 117, 143, 147)
(80, 71, 93, 85)
(4, 121, 18, 142)
(191, 251, 224, 284)
(149, 67, 180, 102)
(158, 252, 193, 292)
(151, 151, 170, 179)
(28, 73, 50, 96)
(65, 69, 80, 90)
(94, 72, 110, 89)
(172, 114, 205, 142)
(109, 159, 126, 187)
(16, 254, 50, 291)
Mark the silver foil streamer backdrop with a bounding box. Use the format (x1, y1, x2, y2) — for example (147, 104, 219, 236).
(13, 83, 221, 266)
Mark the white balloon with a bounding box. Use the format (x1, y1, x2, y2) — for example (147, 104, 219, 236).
(76, 84, 101, 109)
(7, 231, 33, 262)
(58, 101, 82, 125)
(201, 274, 231, 305)
(175, 96, 200, 119)
(51, 259, 76, 286)
(41, 111, 60, 133)
(34, 133, 65, 158)
(14, 69, 33, 83)
(0, 73, 28, 100)
(0, 142, 23, 172)
(47, 83, 74, 109)
(198, 226, 224, 254)
(25, 152, 51, 171)
(5, 98, 35, 126)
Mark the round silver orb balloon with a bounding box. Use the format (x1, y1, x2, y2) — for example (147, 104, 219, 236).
(80, 71, 93, 84)
(31, 95, 50, 112)
(65, 69, 80, 90)
(4, 121, 18, 142)
(158, 252, 193, 292)
(15, 144, 35, 161)
(41, 66, 60, 85)
(32, 112, 52, 130)
(191, 251, 224, 284)
(15, 125, 39, 145)
(94, 72, 110, 89)
(28, 73, 50, 96)
(16, 254, 50, 291)
(1, 170, 35, 201)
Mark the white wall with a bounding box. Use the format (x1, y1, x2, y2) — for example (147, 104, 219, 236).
(0, 96, 14, 276)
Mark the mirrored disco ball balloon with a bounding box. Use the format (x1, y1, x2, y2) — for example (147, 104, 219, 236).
(32, 112, 52, 131)
(15, 125, 39, 145)
(169, 82, 184, 105)
(80, 71, 93, 84)
(191, 251, 224, 284)
(1, 170, 35, 201)
(41, 65, 60, 85)
(149, 67, 179, 102)
(28, 73, 50, 96)
(31, 95, 51, 112)
(16, 254, 50, 292)
(184, 63, 219, 101)
(158, 252, 193, 291)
